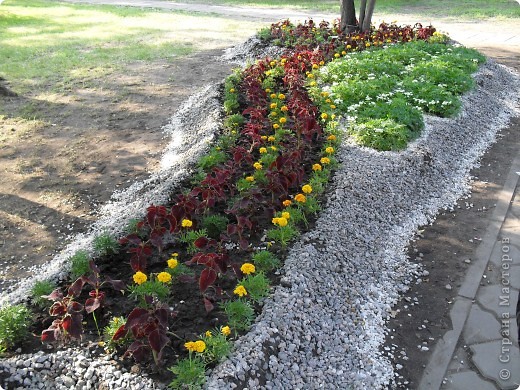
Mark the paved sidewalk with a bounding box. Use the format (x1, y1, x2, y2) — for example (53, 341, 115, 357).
(419, 149, 520, 389)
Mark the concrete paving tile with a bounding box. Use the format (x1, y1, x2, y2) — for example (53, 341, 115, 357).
(470, 341, 520, 389)
(463, 304, 502, 344)
(446, 346, 472, 373)
(476, 284, 518, 320)
(442, 371, 497, 390)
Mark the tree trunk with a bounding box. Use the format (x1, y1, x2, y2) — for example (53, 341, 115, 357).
(340, 0, 357, 33)
(361, 0, 377, 32)
(358, 0, 367, 32)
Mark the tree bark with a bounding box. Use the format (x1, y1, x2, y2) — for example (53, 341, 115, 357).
(361, 0, 377, 32)
(340, 0, 357, 33)
(358, 0, 367, 32)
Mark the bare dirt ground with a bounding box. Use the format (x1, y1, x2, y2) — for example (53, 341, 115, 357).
(0, 48, 235, 291)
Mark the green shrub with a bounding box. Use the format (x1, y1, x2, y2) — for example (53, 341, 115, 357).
(0, 304, 31, 350)
(220, 300, 254, 332)
(197, 148, 227, 172)
(239, 273, 270, 303)
(252, 250, 280, 272)
(69, 249, 91, 278)
(168, 355, 206, 390)
(31, 280, 56, 308)
(93, 232, 120, 256)
(201, 214, 228, 239)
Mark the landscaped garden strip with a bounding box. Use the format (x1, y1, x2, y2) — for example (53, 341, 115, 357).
(1, 18, 492, 388)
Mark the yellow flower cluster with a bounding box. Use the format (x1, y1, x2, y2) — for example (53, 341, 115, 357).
(259, 147, 267, 154)
(321, 157, 331, 165)
(157, 272, 172, 283)
(168, 253, 179, 269)
(268, 136, 275, 142)
(325, 147, 334, 154)
(281, 211, 290, 220)
(272, 216, 288, 227)
(295, 193, 306, 203)
(312, 163, 322, 171)
(133, 271, 147, 285)
(253, 162, 262, 170)
(181, 219, 193, 228)
(283, 199, 292, 207)
(240, 263, 256, 275)
(302, 184, 313, 194)
(245, 176, 255, 182)
(327, 134, 336, 141)
(234, 285, 247, 297)
(221, 325, 231, 336)
(185, 340, 206, 353)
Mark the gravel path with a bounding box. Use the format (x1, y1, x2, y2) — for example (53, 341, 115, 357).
(1, 47, 519, 389)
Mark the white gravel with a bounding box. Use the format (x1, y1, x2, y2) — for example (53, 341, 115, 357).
(0, 45, 518, 389)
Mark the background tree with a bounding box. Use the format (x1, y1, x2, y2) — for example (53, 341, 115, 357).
(340, 0, 377, 33)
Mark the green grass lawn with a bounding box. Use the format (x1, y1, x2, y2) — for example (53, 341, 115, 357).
(0, 0, 261, 94)
(168, 0, 520, 19)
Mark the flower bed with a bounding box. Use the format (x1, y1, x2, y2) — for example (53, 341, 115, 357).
(0, 18, 490, 389)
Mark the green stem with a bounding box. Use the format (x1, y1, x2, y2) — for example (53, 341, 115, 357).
(92, 311, 101, 338)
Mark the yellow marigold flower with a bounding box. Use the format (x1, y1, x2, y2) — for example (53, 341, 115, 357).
(331, 114, 336, 120)
(185, 341, 196, 352)
(312, 163, 322, 171)
(330, 104, 336, 109)
(259, 147, 267, 154)
(279, 117, 287, 124)
(325, 98, 332, 103)
(268, 136, 275, 142)
(307, 73, 314, 79)
(310, 81, 317, 87)
(171, 252, 178, 257)
(325, 147, 335, 154)
(229, 88, 235, 93)
(270, 146, 277, 151)
(278, 93, 285, 100)
(133, 271, 147, 285)
(302, 184, 313, 194)
(265, 88, 271, 93)
(283, 199, 292, 207)
(194, 340, 206, 353)
(261, 135, 268, 140)
(272, 217, 280, 225)
(312, 63, 319, 69)
(346, 44, 352, 49)
(240, 263, 256, 275)
(221, 326, 231, 336)
(294, 193, 306, 203)
(327, 134, 337, 141)
(271, 111, 278, 117)
(321, 157, 331, 165)
(319, 60, 325, 66)
(281, 105, 288, 112)
(253, 162, 262, 170)
(276, 217, 288, 227)
(281, 211, 290, 220)
(281, 58, 287, 64)
(205, 330, 212, 337)
(321, 113, 328, 120)
(234, 285, 248, 297)
(157, 271, 172, 283)
(270, 61, 276, 67)
(270, 102, 277, 109)
(273, 123, 280, 129)
(321, 91, 329, 97)
(181, 219, 193, 228)
(341, 51, 346, 55)
(245, 176, 255, 182)
(334, 53, 340, 58)
(167, 258, 178, 269)
(270, 93, 277, 99)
